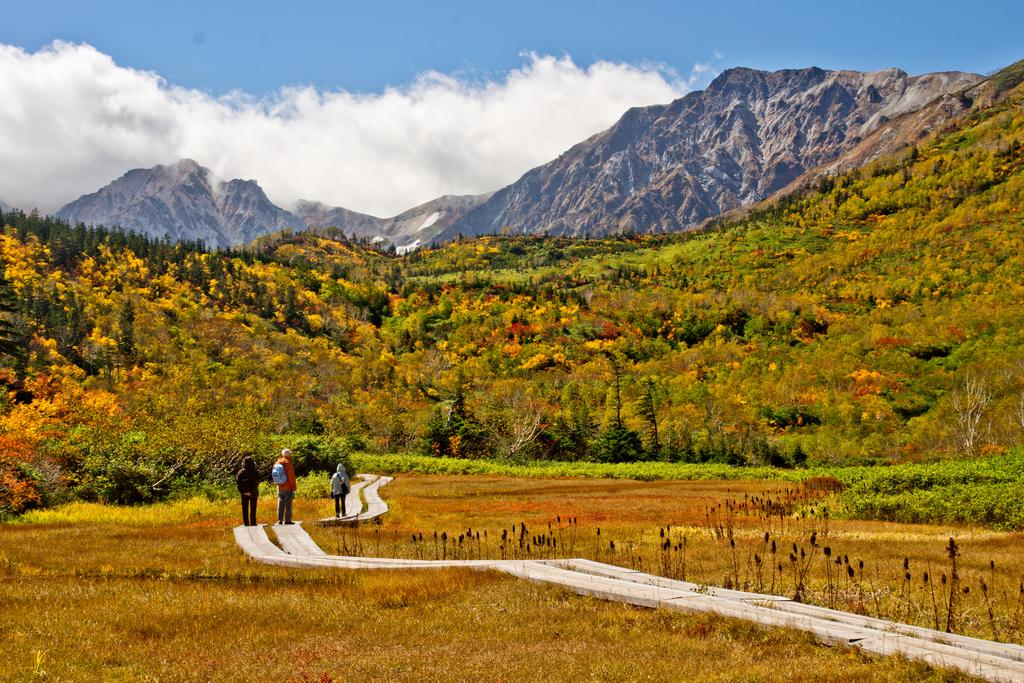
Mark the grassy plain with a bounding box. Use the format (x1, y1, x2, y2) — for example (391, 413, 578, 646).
(313, 474, 1024, 644)
(1, 473, 1010, 681)
(350, 451, 1024, 530)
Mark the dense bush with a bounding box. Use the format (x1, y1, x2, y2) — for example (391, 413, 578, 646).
(843, 483, 1024, 530)
(829, 451, 1024, 529)
(350, 451, 804, 482)
(268, 434, 354, 477)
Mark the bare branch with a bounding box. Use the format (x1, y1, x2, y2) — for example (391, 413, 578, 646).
(949, 375, 991, 455)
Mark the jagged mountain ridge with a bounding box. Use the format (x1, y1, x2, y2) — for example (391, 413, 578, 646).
(437, 66, 981, 241)
(784, 59, 1024, 193)
(56, 160, 305, 248)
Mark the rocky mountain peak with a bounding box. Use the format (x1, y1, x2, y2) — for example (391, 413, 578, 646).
(57, 160, 303, 248)
(438, 65, 981, 241)
(175, 158, 202, 172)
(294, 192, 492, 251)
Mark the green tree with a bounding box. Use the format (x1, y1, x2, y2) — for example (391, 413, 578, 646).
(606, 352, 626, 428)
(116, 299, 136, 363)
(0, 267, 28, 379)
(593, 423, 645, 463)
(636, 377, 665, 455)
(422, 373, 487, 458)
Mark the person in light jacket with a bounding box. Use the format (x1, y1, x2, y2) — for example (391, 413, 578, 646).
(330, 463, 351, 518)
(275, 448, 297, 524)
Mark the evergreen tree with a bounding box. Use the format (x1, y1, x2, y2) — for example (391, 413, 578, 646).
(595, 353, 644, 462)
(282, 285, 301, 327)
(422, 373, 487, 458)
(791, 443, 808, 467)
(117, 299, 136, 363)
(594, 423, 644, 463)
(636, 377, 663, 456)
(607, 352, 626, 428)
(0, 267, 27, 378)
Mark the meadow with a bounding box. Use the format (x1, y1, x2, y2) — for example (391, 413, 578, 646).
(2, 471, 1017, 681)
(347, 450, 1024, 530)
(307, 472, 1024, 644)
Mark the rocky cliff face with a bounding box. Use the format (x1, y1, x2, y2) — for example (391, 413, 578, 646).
(438, 66, 981, 240)
(57, 160, 305, 248)
(787, 63, 1024, 192)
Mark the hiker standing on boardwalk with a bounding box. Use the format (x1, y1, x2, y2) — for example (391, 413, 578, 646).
(235, 455, 260, 526)
(330, 463, 351, 518)
(272, 448, 297, 524)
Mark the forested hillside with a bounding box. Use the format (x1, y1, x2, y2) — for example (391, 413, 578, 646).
(1, 76, 1023, 514)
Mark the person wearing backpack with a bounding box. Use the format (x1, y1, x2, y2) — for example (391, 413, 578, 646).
(235, 455, 260, 526)
(272, 448, 297, 524)
(330, 463, 351, 518)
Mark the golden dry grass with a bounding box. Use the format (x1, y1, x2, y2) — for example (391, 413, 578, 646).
(306, 475, 1024, 643)
(0, 474, 1003, 681)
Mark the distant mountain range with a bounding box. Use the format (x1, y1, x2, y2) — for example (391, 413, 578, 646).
(55, 160, 490, 251)
(51, 64, 989, 249)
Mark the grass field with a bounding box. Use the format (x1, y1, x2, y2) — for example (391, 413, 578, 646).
(308, 475, 1024, 643)
(349, 451, 1024, 530)
(1, 473, 1010, 681)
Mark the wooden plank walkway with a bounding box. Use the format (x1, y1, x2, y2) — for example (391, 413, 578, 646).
(314, 474, 394, 526)
(236, 474, 1024, 682)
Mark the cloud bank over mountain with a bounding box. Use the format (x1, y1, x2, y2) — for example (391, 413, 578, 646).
(0, 41, 714, 215)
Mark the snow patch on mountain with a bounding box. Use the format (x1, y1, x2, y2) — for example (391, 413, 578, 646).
(396, 240, 421, 255)
(418, 211, 442, 231)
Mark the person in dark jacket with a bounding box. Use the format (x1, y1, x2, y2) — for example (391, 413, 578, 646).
(235, 455, 260, 526)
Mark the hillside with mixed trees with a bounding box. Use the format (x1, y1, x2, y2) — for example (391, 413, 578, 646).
(1, 68, 1023, 515)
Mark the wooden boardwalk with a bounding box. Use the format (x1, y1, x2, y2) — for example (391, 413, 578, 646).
(313, 474, 393, 526)
(235, 474, 1024, 682)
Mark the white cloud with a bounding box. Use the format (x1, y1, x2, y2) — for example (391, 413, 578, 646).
(0, 41, 718, 216)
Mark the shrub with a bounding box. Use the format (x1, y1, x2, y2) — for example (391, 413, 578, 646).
(843, 483, 1024, 530)
(757, 406, 822, 429)
(268, 434, 353, 476)
(0, 434, 41, 515)
(593, 424, 646, 463)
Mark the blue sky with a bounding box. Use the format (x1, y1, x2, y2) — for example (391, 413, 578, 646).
(3, 0, 1022, 95)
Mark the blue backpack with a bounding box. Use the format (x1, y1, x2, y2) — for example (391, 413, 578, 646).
(271, 462, 288, 485)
